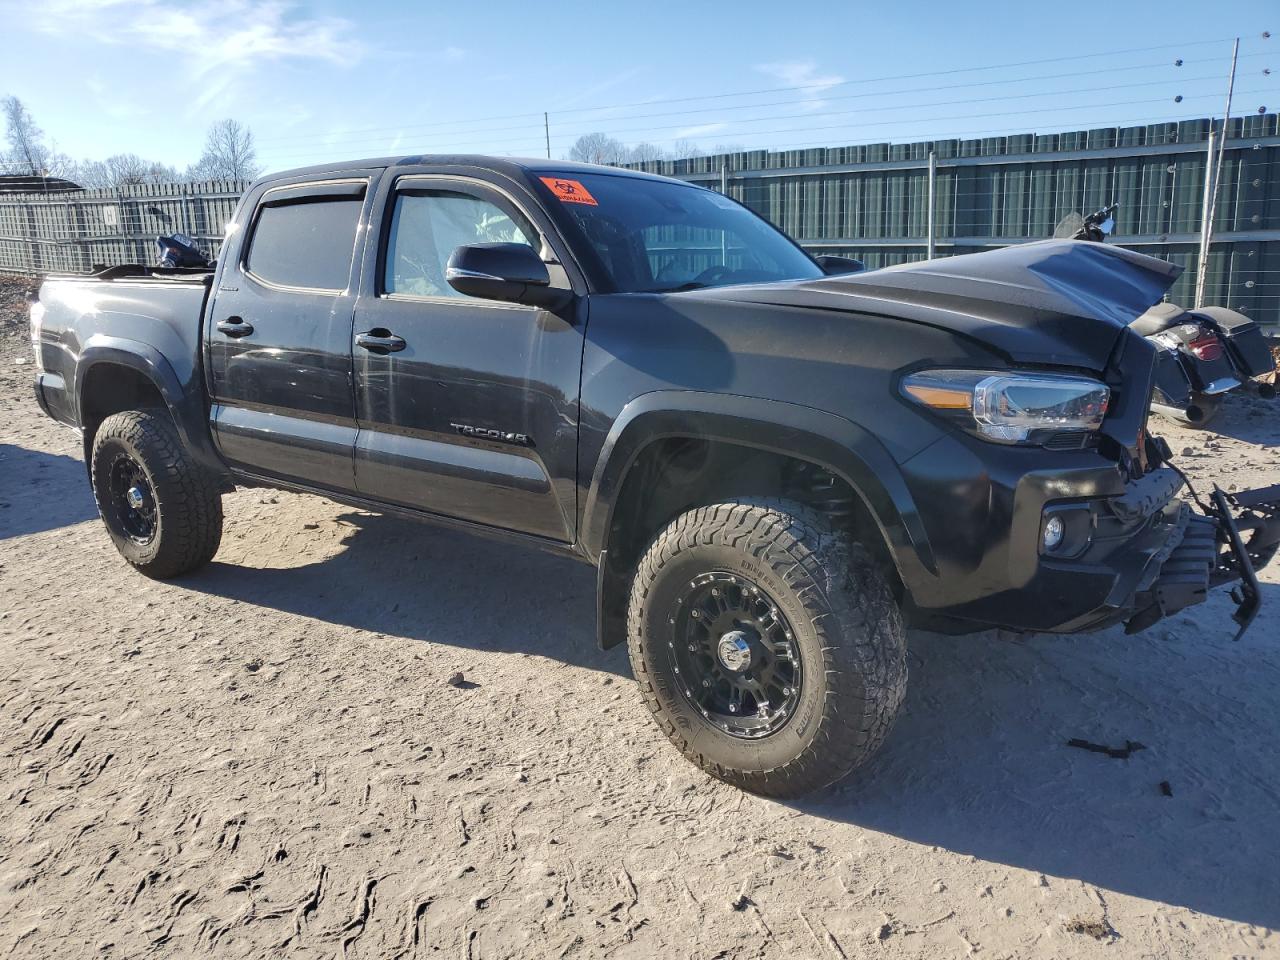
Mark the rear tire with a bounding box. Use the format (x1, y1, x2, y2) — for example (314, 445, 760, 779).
(626, 499, 907, 798)
(90, 410, 223, 578)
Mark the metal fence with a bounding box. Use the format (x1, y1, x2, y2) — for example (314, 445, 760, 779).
(2, 112, 1279, 327)
(640, 113, 1280, 328)
(0, 180, 247, 276)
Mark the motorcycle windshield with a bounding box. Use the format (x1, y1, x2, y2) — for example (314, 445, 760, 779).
(1053, 212, 1085, 239)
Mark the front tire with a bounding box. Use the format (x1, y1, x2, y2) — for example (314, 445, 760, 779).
(627, 500, 907, 798)
(90, 410, 223, 578)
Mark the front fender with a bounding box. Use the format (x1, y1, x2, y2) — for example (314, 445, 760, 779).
(582, 390, 939, 589)
(75, 335, 223, 476)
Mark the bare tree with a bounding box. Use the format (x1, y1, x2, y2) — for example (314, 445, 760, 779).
(75, 154, 179, 187)
(567, 132, 629, 166)
(190, 119, 261, 180)
(669, 139, 705, 160)
(628, 142, 666, 163)
(1, 96, 176, 187)
(2, 95, 50, 175)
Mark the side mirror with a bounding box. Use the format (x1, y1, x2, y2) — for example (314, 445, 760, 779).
(815, 255, 866, 276)
(446, 242, 570, 309)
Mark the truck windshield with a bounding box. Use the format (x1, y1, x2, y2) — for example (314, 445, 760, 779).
(536, 172, 823, 293)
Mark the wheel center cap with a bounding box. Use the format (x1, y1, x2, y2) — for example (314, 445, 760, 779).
(126, 486, 146, 510)
(716, 631, 753, 673)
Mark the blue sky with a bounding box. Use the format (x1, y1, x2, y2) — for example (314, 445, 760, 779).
(0, 0, 1275, 172)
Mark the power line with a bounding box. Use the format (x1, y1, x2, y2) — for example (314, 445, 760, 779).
(255, 91, 1271, 166)
(253, 36, 1261, 148)
(255, 63, 1254, 152)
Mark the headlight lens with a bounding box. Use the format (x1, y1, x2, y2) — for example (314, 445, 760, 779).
(901, 369, 1110, 445)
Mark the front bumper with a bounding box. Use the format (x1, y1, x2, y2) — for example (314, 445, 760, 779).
(903, 454, 1280, 636)
(1035, 478, 1280, 637)
(1124, 483, 1279, 638)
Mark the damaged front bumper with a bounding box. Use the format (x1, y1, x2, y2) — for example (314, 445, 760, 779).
(1124, 481, 1280, 639)
(914, 463, 1280, 638)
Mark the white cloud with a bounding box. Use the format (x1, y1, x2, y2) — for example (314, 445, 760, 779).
(554, 66, 648, 110)
(84, 74, 146, 120)
(672, 121, 729, 140)
(755, 60, 846, 112)
(15, 0, 365, 75)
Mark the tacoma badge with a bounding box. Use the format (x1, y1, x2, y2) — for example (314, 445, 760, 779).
(449, 422, 532, 446)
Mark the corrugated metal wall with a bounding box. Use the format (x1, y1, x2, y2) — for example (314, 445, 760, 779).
(0, 180, 246, 275)
(3, 114, 1278, 328)
(641, 113, 1280, 328)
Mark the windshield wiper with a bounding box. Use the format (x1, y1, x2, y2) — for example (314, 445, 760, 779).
(651, 281, 709, 293)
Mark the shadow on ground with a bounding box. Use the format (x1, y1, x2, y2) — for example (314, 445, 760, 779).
(0, 443, 96, 539)
(186, 509, 1280, 929)
(806, 582, 1280, 930)
(185, 511, 621, 675)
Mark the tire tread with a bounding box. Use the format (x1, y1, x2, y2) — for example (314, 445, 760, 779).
(626, 498, 907, 798)
(91, 410, 223, 578)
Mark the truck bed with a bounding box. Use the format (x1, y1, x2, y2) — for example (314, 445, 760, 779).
(33, 268, 214, 432)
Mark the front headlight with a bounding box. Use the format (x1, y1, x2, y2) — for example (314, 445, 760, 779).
(901, 369, 1110, 445)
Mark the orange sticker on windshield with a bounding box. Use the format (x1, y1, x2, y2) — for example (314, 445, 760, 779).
(540, 177, 598, 205)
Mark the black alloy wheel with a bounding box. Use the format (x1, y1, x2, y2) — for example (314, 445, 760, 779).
(106, 452, 158, 544)
(668, 570, 801, 739)
(627, 499, 909, 798)
(90, 410, 224, 578)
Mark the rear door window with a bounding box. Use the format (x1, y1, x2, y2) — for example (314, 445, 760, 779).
(246, 194, 363, 291)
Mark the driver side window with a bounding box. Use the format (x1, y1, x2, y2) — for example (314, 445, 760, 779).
(385, 189, 537, 298)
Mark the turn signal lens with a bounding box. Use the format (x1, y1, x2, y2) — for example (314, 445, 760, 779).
(901, 383, 972, 409)
(901, 369, 1110, 445)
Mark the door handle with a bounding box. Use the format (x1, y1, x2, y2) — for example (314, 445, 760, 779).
(356, 330, 407, 353)
(216, 317, 255, 338)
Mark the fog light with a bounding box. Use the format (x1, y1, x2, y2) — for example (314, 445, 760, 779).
(1043, 515, 1065, 552)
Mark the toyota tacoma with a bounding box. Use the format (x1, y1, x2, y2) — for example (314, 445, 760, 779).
(28, 156, 1280, 797)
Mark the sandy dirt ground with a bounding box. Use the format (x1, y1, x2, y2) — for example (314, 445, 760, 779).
(1, 275, 1279, 959)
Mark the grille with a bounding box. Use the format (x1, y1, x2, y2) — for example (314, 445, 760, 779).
(1042, 430, 1091, 451)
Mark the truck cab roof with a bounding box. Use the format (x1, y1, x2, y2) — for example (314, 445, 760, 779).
(257, 155, 682, 188)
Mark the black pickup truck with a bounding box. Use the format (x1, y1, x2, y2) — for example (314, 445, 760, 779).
(29, 156, 1280, 797)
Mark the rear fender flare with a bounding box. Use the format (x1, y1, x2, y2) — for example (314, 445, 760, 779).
(75, 336, 224, 475)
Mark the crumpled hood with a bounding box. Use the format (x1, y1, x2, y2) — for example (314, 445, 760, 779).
(706, 239, 1183, 371)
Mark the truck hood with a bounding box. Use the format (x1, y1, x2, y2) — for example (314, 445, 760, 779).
(707, 239, 1183, 372)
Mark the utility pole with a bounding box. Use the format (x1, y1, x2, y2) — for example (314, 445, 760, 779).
(1195, 129, 1217, 308)
(720, 162, 729, 265)
(926, 151, 937, 260)
(544, 113, 551, 160)
(1195, 37, 1239, 307)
